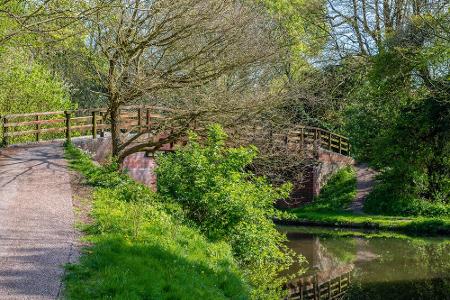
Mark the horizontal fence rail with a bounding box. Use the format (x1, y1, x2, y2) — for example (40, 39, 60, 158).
(0, 106, 350, 156)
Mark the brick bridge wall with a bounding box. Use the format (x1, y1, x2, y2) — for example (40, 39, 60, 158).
(74, 137, 354, 207)
(73, 137, 158, 188)
(277, 149, 355, 208)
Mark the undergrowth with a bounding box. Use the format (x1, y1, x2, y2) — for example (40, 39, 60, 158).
(64, 125, 300, 299)
(63, 143, 250, 299)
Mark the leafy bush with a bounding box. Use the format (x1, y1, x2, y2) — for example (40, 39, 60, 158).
(156, 124, 300, 299)
(364, 172, 450, 217)
(312, 166, 357, 210)
(64, 143, 250, 299)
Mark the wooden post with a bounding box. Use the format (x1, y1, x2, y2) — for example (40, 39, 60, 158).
(339, 136, 342, 154)
(99, 112, 105, 137)
(300, 285, 304, 300)
(301, 127, 304, 147)
(3, 117, 9, 146)
(146, 108, 151, 130)
(313, 274, 319, 300)
(328, 132, 332, 150)
(92, 111, 97, 139)
(65, 111, 71, 143)
(327, 281, 331, 299)
(35, 115, 40, 142)
(338, 275, 342, 294)
(137, 107, 142, 131)
(169, 129, 174, 150)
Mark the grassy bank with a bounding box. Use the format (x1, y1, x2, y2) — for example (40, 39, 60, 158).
(281, 209, 450, 235)
(63, 144, 250, 299)
(280, 166, 450, 235)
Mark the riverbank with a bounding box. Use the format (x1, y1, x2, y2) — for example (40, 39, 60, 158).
(63, 144, 251, 299)
(277, 209, 450, 235)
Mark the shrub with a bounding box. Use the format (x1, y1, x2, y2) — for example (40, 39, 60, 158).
(156, 124, 301, 299)
(364, 173, 450, 217)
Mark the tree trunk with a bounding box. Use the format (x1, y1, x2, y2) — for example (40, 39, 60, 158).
(110, 104, 121, 158)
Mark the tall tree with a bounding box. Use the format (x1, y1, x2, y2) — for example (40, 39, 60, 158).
(85, 0, 281, 160)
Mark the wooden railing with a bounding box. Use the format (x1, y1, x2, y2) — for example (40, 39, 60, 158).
(234, 125, 350, 156)
(0, 105, 174, 146)
(0, 106, 350, 156)
(285, 271, 352, 300)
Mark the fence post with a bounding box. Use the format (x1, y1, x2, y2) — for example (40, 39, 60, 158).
(146, 108, 151, 130)
(313, 274, 319, 300)
(284, 134, 288, 151)
(99, 112, 105, 137)
(3, 117, 9, 146)
(137, 107, 142, 132)
(327, 280, 331, 299)
(300, 127, 304, 147)
(169, 129, 174, 150)
(328, 132, 332, 150)
(92, 111, 97, 139)
(65, 111, 71, 143)
(36, 115, 40, 142)
(338, 275, 342, 294)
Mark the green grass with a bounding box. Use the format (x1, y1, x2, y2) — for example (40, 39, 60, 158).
(313, 166, 357, 210)
(63, 143, 250, 299)
(283, 209, 450, 235)
(278, 165, 450, 236)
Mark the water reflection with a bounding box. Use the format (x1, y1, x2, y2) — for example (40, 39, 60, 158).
(281, 226, 450, 300)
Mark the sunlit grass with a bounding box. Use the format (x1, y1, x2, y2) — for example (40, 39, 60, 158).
(63, 143, 250, 299)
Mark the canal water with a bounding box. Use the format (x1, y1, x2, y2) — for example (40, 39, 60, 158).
(281, 226, 450, 300)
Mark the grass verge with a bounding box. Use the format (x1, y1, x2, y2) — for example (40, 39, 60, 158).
(279, 209, 450, 235)
(63, 143, 250, 299)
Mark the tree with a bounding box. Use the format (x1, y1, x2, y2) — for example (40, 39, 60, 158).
(85, 0, 282, 161)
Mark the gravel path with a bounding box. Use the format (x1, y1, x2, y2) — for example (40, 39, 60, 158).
(0, 143, 77, 300)
(348, 163, 377, 213)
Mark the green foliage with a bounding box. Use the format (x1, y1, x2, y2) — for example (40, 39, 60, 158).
(64, 143, 251, 299)
(258, 0, 327, 75)
(342, 9, 450, 216)
(363, 96, 450, 216)
(156, 124, 300, 299)
(0, 48, 72, 115)
(312, 166, 357, 210)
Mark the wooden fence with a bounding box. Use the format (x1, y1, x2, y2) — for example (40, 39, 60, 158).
(0, 106, 350, 156)
(286, 271, 352, 300)
(234, 125, 350, 156)
(0, 105, 174, 146)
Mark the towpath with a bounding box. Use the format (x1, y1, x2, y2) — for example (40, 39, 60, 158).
(0, 143, 77, 299)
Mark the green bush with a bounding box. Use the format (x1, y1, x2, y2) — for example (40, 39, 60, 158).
(156, 124, 300, 299)
(64, 143, 250, 299)
(364, 172, 450, 217)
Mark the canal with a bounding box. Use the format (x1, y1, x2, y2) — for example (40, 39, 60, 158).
(281, 226, 450, 300)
